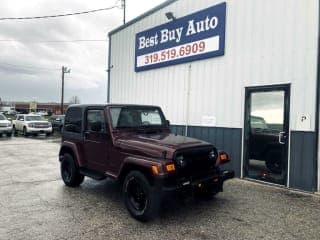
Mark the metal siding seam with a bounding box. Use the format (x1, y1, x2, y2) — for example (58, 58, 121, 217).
(316, 0, 320, 192)
(107, 35, 112, 103)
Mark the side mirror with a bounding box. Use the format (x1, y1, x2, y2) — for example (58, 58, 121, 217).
(91, 121, 102, 132)
(166, 120, 170, 127)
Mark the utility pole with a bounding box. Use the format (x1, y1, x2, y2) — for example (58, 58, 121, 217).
(61, 66, 71, 114)
(121, 0, 126, 24)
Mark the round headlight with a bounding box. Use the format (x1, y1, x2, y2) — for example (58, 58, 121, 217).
(176, 155, 186, 168)
(209, 150, 216, 159)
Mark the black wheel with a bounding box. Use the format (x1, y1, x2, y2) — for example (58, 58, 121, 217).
(6, 133, 12, 137)
(13, 126, 18, 135)
(46, 132, 52, 137)
(60, 153, 84, 187)
(23, 127, 29, 137)
(123, 171, 160, 221)
(265, 150, 282, 174)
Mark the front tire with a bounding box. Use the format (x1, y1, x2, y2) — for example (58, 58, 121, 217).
(60, 153, 84, 187)
(23, 127, 29, 137)
(13, 125, 18, 136)
(123, 171, 160, 221)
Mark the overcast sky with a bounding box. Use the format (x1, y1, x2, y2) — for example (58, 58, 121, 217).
(0, 0, 166, 104)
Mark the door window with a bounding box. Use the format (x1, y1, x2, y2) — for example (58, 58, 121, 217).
(245, 87, 289, 185)
(86, 110, 106, 132)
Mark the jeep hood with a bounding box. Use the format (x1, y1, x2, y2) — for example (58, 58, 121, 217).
(115, 133, 212, 159)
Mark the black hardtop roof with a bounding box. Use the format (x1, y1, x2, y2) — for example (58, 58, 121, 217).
(67, 104, 161, 110)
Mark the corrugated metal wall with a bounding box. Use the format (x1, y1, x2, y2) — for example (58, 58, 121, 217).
(109, 0, 319, 131)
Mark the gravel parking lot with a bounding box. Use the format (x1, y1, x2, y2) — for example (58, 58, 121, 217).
(0, 136, 319, 240)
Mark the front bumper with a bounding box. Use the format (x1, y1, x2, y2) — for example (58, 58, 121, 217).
(26, 127, 53, 133)
(158, 169, 235, 194)
(0, 127, 13, 134)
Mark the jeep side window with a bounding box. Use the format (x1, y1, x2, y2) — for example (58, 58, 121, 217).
(86, 110, 106, 132)
(18, 115, 24, 121)
(65, 108, 82, 133)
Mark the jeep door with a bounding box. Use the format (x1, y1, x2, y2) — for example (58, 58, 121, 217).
(83, 108, 111, 172)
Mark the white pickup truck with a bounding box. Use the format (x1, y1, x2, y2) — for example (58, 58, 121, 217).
(0, 113, 12, 137)
(13, 114, 53, 137)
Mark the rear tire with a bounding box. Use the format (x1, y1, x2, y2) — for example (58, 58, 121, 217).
(123, 171, 160, 221)
(60, 153, 84, 187)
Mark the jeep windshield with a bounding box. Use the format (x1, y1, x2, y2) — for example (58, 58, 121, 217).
(110, 107, 166, 129)
(26, 115, 45, 121)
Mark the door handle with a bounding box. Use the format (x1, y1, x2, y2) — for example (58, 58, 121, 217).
(278, 132, 286, 145)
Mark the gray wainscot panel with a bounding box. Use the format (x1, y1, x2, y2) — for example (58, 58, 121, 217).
(289, 131, 317, 192)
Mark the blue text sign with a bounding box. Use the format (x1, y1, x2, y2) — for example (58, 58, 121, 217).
(135, 2, 226, 72)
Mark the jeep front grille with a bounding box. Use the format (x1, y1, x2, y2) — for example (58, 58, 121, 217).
(173, 146, 217, 179)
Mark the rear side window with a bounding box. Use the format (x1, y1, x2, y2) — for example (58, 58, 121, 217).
(65, 108, 82, 133)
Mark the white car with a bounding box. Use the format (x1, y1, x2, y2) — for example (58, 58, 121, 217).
(13, 114, 53, 137)
(0, 113, 12, 137)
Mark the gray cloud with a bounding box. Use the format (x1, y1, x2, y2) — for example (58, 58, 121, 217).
(0, 0, 165, 104)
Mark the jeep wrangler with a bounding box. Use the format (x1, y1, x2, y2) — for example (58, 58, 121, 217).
(59, 104, 234, 221)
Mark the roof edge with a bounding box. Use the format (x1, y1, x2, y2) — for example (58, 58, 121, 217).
(108, 0, 178, 37)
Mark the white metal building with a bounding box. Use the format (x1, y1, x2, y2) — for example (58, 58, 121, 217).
(108, 0, 320, 192)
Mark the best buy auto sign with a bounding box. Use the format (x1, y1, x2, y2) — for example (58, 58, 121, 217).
(135, 2, 226, 72)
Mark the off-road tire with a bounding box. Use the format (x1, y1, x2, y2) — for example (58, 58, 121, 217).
(60, 153, 84, 187)
(123, 171, 160, 221)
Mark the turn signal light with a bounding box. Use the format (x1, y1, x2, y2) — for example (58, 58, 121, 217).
(151, 165, 159, 175)
(220, 153, 228, 161)
(216, 151, 230, 166)
(166, 163, 176, 172)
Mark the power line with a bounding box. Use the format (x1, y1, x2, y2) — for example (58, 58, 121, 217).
(0, 39, 108, 43)
(0, 61, 59, 71)
(0, 5, 118, 21)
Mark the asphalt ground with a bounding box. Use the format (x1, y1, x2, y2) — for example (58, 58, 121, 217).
(0, 136, 319, 240)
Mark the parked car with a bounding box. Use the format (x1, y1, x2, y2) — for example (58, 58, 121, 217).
(249, 116, 283, 173)
(12, 114, 53, 137)
(0, 113, 12, 137)
(36, 111, 48, 116)
(59, 104, 234, 221)
(48, 115, 65, 132)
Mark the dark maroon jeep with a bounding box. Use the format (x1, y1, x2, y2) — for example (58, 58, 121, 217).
(59, 104, 234, 221)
